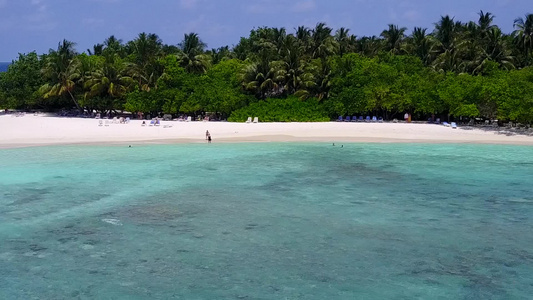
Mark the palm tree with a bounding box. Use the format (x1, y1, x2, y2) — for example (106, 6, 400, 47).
(409, 27, 434, 65)
(126, 33, 164, 90)
(240, 62, 278, 100)
(103, 35, 125, 57)
(381, 24, 407, 54)
(40, 40, 82, 110)
(335, 27, 355, 56)
(209, 46, 232, 65)
(84, 54, 135, 111)
(309, 58, 332, 102)
(87, 44, 104, 56)
(239, 46, 280, 100)
(128, 33, 163, 67)
(434, 15, 456, 52)
(294, 26, 312, 56)
(478, 11, 496, 36)
(475, 27, 515, 72)
(432, 49, 462, 73)
(271, 27, 287, 55)
(275, 35, 315, 96)
(513, 14, 533, 57)
(358, 36, 382, 56)
(250, 27, 279, 60)
(310, 23, 338, 59)
(178, 33, 211, 73)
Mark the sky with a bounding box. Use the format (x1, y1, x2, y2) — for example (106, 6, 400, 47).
(0, 0, 530, 61)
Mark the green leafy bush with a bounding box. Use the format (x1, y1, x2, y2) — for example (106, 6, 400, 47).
(228, 96, 330, 122)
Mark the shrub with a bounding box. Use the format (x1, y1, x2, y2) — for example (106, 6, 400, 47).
(228, 96, 330, 122)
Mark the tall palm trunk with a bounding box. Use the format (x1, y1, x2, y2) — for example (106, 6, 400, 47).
(67, 90, 81, 111)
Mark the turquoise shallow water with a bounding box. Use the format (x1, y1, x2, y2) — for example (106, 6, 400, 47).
(1, 143, 533, 299)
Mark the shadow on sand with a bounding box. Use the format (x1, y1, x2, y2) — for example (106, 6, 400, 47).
(458, 125, 533, 137)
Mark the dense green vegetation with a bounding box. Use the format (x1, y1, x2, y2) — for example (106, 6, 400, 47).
(1, 12, 533, 123)
(228, 97, 330, 122)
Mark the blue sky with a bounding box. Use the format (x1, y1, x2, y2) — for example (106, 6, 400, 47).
(0, 0, 530, 61)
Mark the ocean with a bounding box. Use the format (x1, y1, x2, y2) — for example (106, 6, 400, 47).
(1, 143, 532, 299)
(0, 62, 10, 72)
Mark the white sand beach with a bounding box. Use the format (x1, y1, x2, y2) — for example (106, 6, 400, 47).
(1, 114, 532, 149)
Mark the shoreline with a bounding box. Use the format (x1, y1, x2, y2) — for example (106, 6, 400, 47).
(1, 115, 533, 149)
(3, 137, 533, 150)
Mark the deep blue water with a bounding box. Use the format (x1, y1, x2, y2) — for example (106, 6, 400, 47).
(1, 143, 532, 299)
(0, 62, 10, 72)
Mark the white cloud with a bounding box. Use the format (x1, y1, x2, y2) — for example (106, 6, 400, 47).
(23, 0, 56, 31)
(180, 0, 199, 9)
(245, 0, 284, 14)
(403, 10, 420, 22)
(82, 18, 105, 27)
(291, 0, 316, 13)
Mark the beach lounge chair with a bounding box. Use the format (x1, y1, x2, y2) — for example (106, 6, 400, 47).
(112, 117, 119, 124)
(186, 116, 192, 122)
(358, 116, 364, 122)
(155, 119, 161, 126)
(351, 116, 357, 122)
(125, 117, 130, 124)
(451, 122, 457, 129)
(435, 118, 441, 124)
(344, 116, 351, 122)
(149, 120, 155, 126)
(378, 117, 383, 123)
(246, 117, 252, 123)
(253, 117, 259, 123)
(365, 116, 371, 122)
(442, 122, 450, 127)
(337, 116, 343, 122)
(98, 120, 103, 126)
(371, 116, 377, 122)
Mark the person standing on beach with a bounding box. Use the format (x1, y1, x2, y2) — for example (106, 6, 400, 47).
(206, 130, 210, 140)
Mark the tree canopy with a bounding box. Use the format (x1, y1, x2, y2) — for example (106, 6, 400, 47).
(1, 12, 533, 123)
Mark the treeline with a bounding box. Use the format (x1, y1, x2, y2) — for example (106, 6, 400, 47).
(1, 12, 533, 122)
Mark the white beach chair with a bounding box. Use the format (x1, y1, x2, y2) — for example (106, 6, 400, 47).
(186, 116, 192, 122)
(246, 117, 252, 123)
(253, 117, 259, 123)
(451, 122, 457, 129)
(98, 120, 103, 126)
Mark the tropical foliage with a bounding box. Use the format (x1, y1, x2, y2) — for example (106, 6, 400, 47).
(1, 12, 533, 123)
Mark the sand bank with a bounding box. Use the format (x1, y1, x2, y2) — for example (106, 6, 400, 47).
(1, 114, 532, 149)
